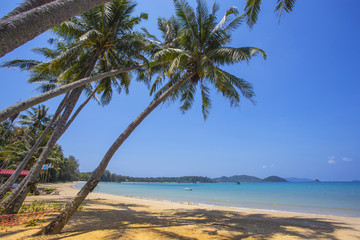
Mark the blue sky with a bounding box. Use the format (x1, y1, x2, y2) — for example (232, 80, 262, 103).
(1, 0, 359, 181)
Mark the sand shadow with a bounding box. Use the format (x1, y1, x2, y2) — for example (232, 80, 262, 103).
(2, 199, 358, 240)
(59, 199, 358, 239)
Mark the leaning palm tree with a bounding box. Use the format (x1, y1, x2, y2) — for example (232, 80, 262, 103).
(0, 0, 295, 121)
(0, 0, 148, 213)
(37, 0, 266, 235)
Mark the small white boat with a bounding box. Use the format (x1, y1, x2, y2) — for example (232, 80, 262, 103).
(185, 188, 192, 191)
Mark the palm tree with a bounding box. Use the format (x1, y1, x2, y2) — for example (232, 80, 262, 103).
(36, 0, 266, 235)
(243, 0, 296, 28)
(0, 0, 114, 57)
(0, 0, 148, 213)
(0, 103, 57, 199)
(17, 105, 50, 135)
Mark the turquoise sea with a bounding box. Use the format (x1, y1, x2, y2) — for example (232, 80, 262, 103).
(75, 182, 360, 217)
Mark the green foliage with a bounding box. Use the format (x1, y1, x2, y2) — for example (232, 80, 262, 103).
(49, 0, 149, 106)
(79, 172, 92, 181)
(19, 200, 62, 214)
(0, 105, 62, 169)
(96, 170, 213, 183)
(25, 219, 38, 227)
(48, 155, 80, 182)
(0, 106, 80, 182)
(77, 203, 86, 211)
(244, 0, 296, 28)
(1, 191, 10, 200)
(146, 0, 266, 120)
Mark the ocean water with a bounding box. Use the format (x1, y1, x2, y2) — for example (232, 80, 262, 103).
(74, 182, 360, 217)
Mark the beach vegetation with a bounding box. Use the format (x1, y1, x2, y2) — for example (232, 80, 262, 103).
(0, 0, 148, 214)
(25, 219, 38, 227)
(0, 106, 81, 200)
(95, 170, 214, 183)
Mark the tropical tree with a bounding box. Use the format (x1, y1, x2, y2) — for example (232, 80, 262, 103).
(0, 104, 60, 199)
(0, 0, 114, 57)
(36, 0, 266, 235)
(243, 0, 295, 28)
(0, 0, 148, 213)
(17, 105, 50, 135)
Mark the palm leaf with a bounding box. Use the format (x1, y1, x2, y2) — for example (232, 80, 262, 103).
(275, 0, 296, 18)
(200, 82, 211, 120)
(243, 0, 262, 29)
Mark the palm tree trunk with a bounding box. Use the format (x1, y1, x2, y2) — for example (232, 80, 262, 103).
(63, 91, 95, 131)
(0, 53, 100, 213)
(0, 88, 83, 213)
(0, 0, 112, 57)
(36, 73, 195, 235)
(0, 0, 57, 20)
(0, 93, 69, 199)
(0, 65, 142, 122)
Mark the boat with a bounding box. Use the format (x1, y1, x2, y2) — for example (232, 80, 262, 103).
(185, 188, 192, 191)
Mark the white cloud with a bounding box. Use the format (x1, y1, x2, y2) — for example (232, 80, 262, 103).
(262, 165, 267, 169)
(328, 156, 336, 164)
(342, 157, 353, 162)
(270, 164, 275, 168)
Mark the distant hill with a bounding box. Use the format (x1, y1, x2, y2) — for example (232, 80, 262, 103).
(286, 177, 313, 182)
(213, 175, 261, 182)
(213, 175, 287, 183)
(262, 176, 288, 182)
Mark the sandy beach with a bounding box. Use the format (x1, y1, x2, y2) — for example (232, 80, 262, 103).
(1, 182, 359, 240)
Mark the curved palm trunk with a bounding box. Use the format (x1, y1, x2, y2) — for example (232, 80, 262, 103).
(36, 73, 194, 235)
(0, 0, 57, 20)
(0, 0, 112, 57)
(0, 66, 142, 122)
(2, 53, 105, 213)
(63, 91, 95, 131)
(0, 93, 69, 199)
(0, 88, 83, 213)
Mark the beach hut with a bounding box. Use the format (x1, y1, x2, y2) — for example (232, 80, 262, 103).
(0, 169, 29, 184)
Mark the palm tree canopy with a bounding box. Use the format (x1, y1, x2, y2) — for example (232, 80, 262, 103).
(17, 105, 51, 134)
(148, 0, 266, 119)
(50, 0, 149, 105)
(2, 0, 149, 106)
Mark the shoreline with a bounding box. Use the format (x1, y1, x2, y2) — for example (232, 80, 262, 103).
(74, 181, 360, 219)
(1, 182, 360, 239)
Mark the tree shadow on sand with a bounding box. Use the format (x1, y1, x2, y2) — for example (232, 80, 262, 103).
(2, 198, 358, 239)
(58, 199, 359, 239)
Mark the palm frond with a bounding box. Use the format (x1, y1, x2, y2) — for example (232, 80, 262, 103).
(243, 0, 262, 29)
(1, 59, 40, 70)
(200, 82, 211, 120)
(173, 0, 199, 46)
(275, 0, 295, 19)
(211, 6, 239, 35)
(210, 46, 266, 64)
(179, 81, 196, 113)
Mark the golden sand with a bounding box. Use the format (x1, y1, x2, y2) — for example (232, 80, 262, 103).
(1, 182, 359, 239)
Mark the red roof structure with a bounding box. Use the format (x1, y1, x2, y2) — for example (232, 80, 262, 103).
(0, 169, 29, 176)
